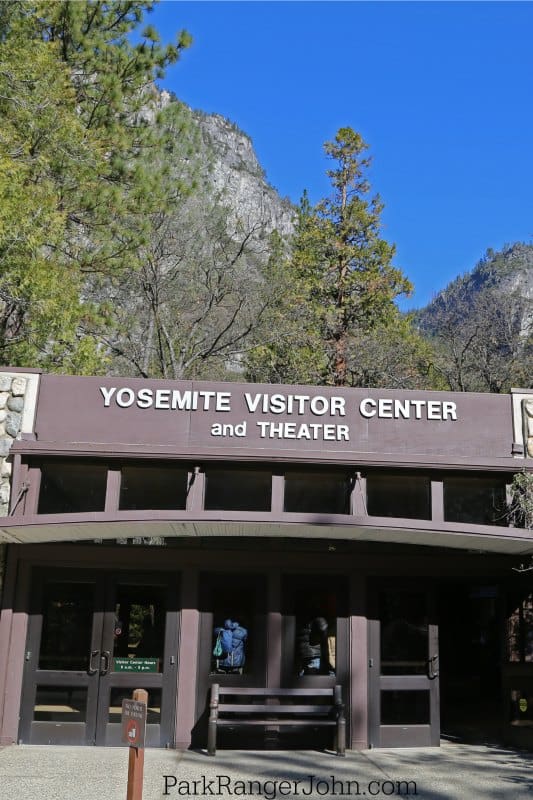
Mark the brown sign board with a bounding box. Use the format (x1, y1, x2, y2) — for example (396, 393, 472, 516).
(32, 374, 515, 465)
(122, 699, 147, 748)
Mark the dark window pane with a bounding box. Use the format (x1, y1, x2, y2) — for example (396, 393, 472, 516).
(284, 472, 350, 514)
(380, 592, 429, 675)
(108, 688, 161, 725)
(38, 462, 106, 514)
(367, 474, 430, 519)
(204, 469, 271, 511)
(34, 686, 87, 722)
(206, 574, 262, 675)
(284, 574, 348, 677)
(381, 691, 430, 725)
(444, 477, 507, 525)
(120, 465, 188, 510)
(112, 584, 166, 671)
(38, 582, 94, 670)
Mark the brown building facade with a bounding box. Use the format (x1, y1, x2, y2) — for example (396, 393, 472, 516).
(0, 370, 532, 751)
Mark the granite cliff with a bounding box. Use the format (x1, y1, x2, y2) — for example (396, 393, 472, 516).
(192, 110, 295, 240)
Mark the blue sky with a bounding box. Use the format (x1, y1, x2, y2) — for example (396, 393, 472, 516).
(148, 1, 533, 308)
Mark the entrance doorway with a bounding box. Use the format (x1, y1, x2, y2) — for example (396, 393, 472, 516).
(438, 584, 501, 745)
(369, 585, 440, 747)
(19, 570, 179, 746)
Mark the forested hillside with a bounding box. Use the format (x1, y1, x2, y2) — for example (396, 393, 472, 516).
(95, 97, 296, 381)
(0, 1, 531, 392)
(416, 244, 533, 392)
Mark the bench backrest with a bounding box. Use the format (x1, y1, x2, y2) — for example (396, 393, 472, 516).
(211, 684, 343, 715)
(218, 687, 336, 697)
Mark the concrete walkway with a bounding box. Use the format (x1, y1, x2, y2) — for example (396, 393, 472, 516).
(0, 743, 532, 800)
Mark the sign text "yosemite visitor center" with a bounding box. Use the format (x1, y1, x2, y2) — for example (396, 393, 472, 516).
(99, 386, 458, 443)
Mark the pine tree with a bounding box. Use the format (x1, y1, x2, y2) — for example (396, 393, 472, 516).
(29, 0, 193, 276)
(0, 20, 106, 371)
(304, 128, 412, 385)
(0, 1, 193, 371)
(247, 128, 416, 387)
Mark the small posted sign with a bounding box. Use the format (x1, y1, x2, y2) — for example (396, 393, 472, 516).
(123, 690, 148, 800)
(114, 657, 159, 673)
(122, 698, 147, 749)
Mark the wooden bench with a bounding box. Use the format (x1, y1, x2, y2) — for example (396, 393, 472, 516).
(207, 685, 346, 756)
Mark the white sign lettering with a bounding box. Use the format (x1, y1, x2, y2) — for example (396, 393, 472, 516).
(244, 392, 345, 416)
(256, 421, 350, 441)
(100, 386, 232, 411)
(359, 398, 457, 420)
(99, 386, 458, 443)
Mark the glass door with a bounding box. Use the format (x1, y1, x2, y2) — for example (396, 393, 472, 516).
(369, 586, 440, 747)
(503, 588, 533, 748)
(96, 577, 178, 746)
(20, 570, 179, 747)
(20, 572, 104, 745)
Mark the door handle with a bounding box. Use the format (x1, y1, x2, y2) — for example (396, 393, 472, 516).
(88, 649, 100, 675)
(100, 650, 111, 676)
(427, 655, 439, 680)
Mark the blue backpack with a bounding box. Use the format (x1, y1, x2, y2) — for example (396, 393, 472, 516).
(213, 627, 232, 657)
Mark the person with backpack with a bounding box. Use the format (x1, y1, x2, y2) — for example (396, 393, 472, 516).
(296, 615, 331, 675)
(213, 618, 248, 673)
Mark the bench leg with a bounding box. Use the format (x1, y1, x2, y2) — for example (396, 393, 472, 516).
(336, 716, 346, 756)
(207, 719, 217, 756)
(208, 684, 219, 756)
(333, 687, 346, 757)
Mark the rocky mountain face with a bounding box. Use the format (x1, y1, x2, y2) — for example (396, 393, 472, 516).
(415, 243, 533, 392)
(106, 90, 532, 390)
(191, 109, 295, 240)
(417, 243, 533, 332)
(98, 99, 297, 382)
(189, 104, 532, 346)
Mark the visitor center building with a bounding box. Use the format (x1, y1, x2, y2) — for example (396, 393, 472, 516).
(0, 369, 532, 750)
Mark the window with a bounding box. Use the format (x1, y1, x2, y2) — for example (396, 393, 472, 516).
(120, 464, 188, 510)
(38, 461, 107, 514)
(112, 584, 167, 670)
(109, 688, 161, 724)
(380, 591, 429, 676)
(202, 574, 266, 676)
(444, 476, 508, 525)
(38, 581, 94, 670)
(381, 691, 430, 725)
(507, 591, 533, 663)
(204, 468, 271, 511)
(284, 471, 350, 514)
(34, 687, 87, 723)
(283, 574, 348, 677)
(366, 473, 430, 519)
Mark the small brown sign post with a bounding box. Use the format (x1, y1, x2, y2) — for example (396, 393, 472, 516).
(122, 689, 148, 800)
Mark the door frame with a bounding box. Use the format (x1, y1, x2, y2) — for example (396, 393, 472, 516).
(368, 581, 440, 747)
(95, 570, 180, 747)
(19, 567, 179, 747)
(19, 568, 103, 745)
